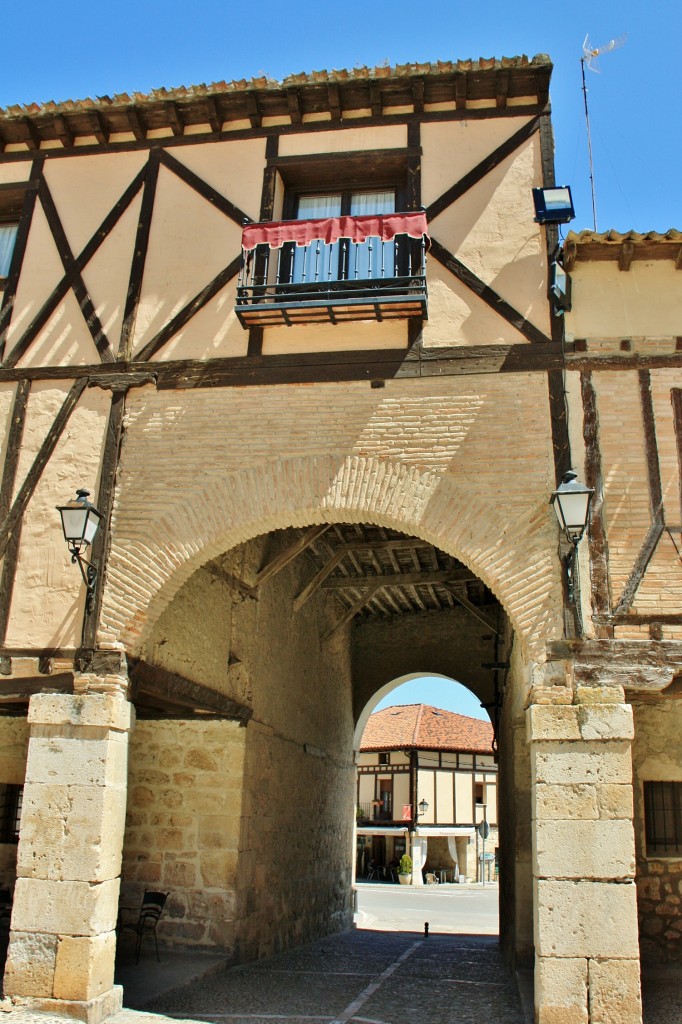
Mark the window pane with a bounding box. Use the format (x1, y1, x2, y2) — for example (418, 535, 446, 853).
(350, 191, 395, 215)
(296, 195, 342, 219)
(0, 224, 18, 278)
(645, 781, 682, 855)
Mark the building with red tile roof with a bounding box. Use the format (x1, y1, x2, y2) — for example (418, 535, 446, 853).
(360, 703, 494, 755)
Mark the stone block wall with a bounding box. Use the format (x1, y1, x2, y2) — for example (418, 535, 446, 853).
(631, 699, 682, 963)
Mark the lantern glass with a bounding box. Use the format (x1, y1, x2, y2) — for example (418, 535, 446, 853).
(418, 798, 429, 816)
(550, 472, 593, 544)
(57, 490, 102, 549)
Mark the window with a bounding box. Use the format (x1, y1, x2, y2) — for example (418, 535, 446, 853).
(378, 752, 389, 765)
(475, 783, 484, 805)
(644, 781, 682, 855)
(0, 784, 23, 843)
(0, 222, 18, 285)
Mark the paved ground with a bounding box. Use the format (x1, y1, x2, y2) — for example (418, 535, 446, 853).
(1, 884, 681, 1022)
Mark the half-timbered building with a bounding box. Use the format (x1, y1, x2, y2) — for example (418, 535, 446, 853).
(0, 53, 677, 1024)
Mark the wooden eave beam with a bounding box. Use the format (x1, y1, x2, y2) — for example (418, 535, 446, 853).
(455, 74, 467, 109)
(411, 78, 425, 115)
(618, 241, 635, 272)
(21, 117, 41, 150)
(286, 88, 302, 125)
(676, 247, 682, 271)
(254, 524, 330, 587)
(53, 115, 74, 149)
(91, 111, 110, 145)
(327, 84, 342, 120)
(495, 70, 510, 109)
(126, 107, 146, 141)
(369, 83, 382, 118)
(246, 92, 262, 129)
(204, 95, 222, 133)
(128, 658, 252, 723)
(164, 101, 184, 137)
(0, 673, 73, 702)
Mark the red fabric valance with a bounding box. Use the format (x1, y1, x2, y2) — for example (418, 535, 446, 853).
(242, 211, 429, 251)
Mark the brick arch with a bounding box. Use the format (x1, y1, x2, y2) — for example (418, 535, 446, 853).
(99, 453, 563, 656)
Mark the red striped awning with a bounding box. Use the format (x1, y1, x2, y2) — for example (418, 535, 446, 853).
(242, 211, 429, 251)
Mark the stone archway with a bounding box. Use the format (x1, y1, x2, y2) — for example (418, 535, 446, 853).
(100, 453, 564, 658)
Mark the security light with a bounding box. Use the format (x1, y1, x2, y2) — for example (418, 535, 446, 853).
(532, 186, 575, 225)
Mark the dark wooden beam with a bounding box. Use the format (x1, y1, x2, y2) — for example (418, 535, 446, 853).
(119, 150, 160, 360)
(411, 79, 425, 115)
(286, 89, 302, 125)
(4, 164, 146, 369)
(164, 101, 184, 137)
(672, 389, 682, 520)
(0, 378, 88, 560)
(429, 237, 552, 345)
(159, 148, 252, 227)
(445, 589, 500, 633)
(254, 525, 330, 587)
(640, 369, 665, 521)
(495, 70, 510, 109)
(327, 84, 342, 120)
(618, 241, 635, 272)
(581, 370, 612, 627)
(406, 122, 421, 211)
(426, 116, 540, 222)
(21, 117, 41, 150)
(324, 584, 383, 641)
(454, 75, 467, 109)
(0, 674, 74, 703)
(126, 107, 146, 141)
(676, 247, 682, 271)
(38, 177, 115, 362)
(129, 658, 252, 722)
(369, 83, 382, 118)
(0, 157, 43, 363)
(204, 559, 258, 600)
(612, 524, 664, 619)
(204, 96, 222, 134)
(79, 390, 126, 653)
(53, 115, 74, 149)
(246, 92, 261, 129)
(91, 111, 110, 145)
(322, 568, 476, 590)
(0, 381, 30, 645)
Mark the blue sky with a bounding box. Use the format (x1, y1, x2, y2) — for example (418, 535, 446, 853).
(374, 677, 490, 720)
(1, 0, 678, 233)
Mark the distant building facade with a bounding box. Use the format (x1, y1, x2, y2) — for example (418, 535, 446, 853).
(356, 704, 498, 883)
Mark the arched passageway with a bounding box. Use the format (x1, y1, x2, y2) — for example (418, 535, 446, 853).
(118, 520, 535, 973)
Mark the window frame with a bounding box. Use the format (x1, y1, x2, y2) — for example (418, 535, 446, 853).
(644, 780, 682, 856)
(0, 181, 31, 292)
(0, 783, 23, 844)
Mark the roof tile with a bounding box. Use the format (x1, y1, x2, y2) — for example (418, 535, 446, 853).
(360, 703, 493, 754)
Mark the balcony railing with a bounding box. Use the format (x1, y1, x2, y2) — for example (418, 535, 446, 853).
(236, 211, 429, 328)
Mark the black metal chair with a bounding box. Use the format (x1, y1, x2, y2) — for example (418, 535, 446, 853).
(121, 891, 169, 963)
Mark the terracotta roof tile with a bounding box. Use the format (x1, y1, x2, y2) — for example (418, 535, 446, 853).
(360, 703, 493, 755)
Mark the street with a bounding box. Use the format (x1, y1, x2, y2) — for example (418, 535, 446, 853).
(355, 881, 500, 935)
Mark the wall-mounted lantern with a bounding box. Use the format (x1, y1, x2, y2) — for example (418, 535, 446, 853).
(417, 798, 429, 818)
(56, 488, 102, 614)
(550, 471, 594, 603)
(549, 259, 572, 313)
(532, 186, 575, 225)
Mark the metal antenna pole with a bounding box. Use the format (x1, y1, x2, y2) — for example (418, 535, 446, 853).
(581, 56, 598, 232)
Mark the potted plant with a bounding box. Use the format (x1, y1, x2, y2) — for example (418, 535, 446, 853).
(398, 854, 412, 885)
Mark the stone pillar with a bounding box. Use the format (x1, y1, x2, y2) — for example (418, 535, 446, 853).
(529, 685, 642, 1024)
(410, 835, 427, 886)
(4, 686, 133, 1023)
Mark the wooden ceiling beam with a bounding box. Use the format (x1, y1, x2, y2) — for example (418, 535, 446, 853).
(293, 548, 345, 612)
(254, 524, 330, 587)
(369, 83, 382, 118)
(618, 241, 635, 272)
(324, 583, 383, 641)
(246, 92, 262, 129)
(322, 568, 476, 589)
(444, 587, 499, 632)
(129, 658, 252, 723)
(495, 70, 510, 109)
(455, 74, 467, 110)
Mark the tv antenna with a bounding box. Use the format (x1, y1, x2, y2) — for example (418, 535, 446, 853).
(580, 34, 627, 231)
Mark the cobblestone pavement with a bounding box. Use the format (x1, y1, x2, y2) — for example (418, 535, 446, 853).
(141, 930, 526, 1024)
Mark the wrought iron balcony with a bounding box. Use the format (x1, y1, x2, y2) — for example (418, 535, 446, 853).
(236, 211, 429, 328)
